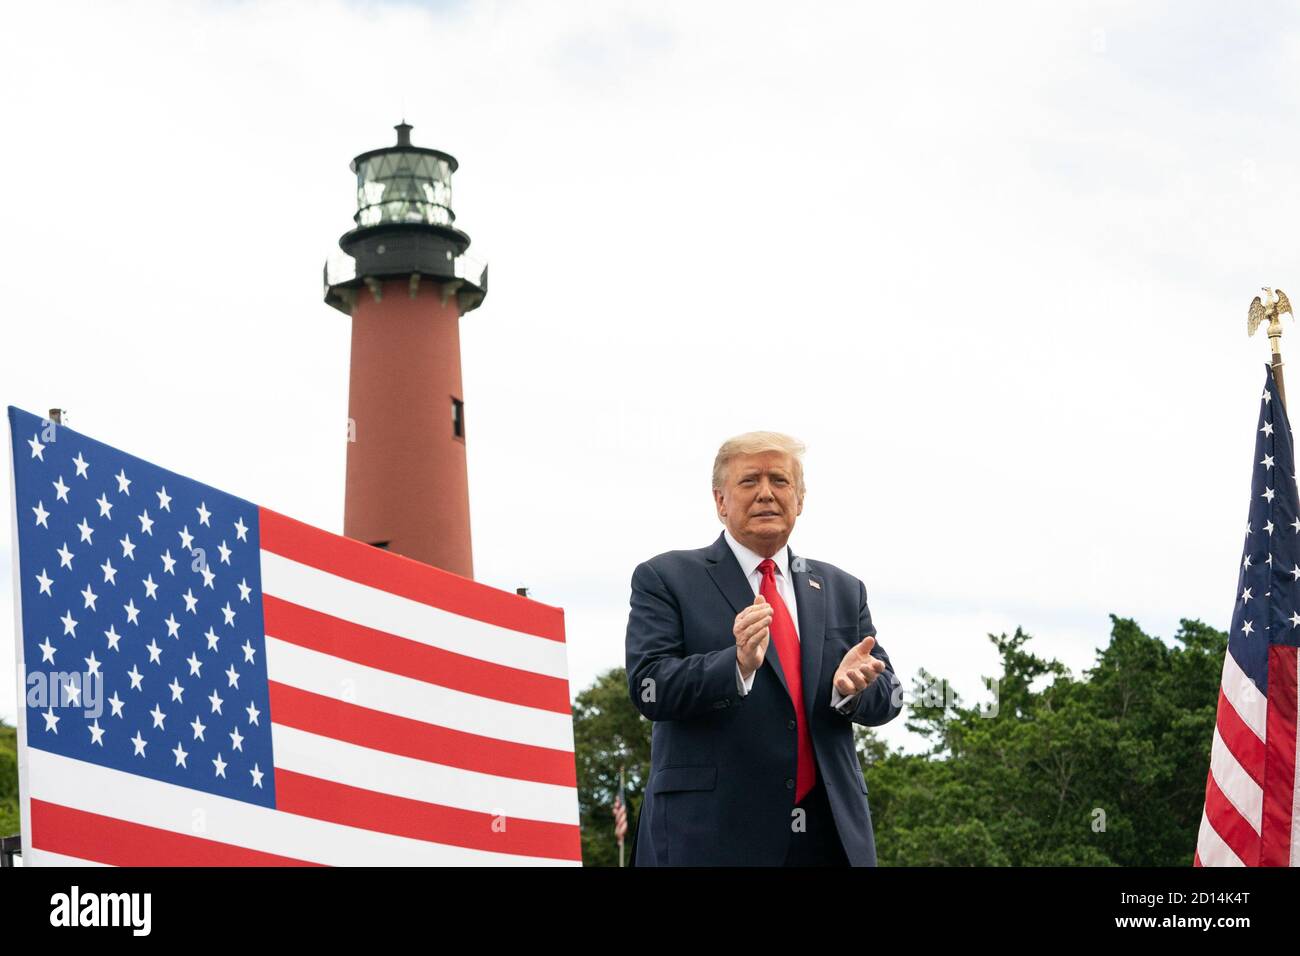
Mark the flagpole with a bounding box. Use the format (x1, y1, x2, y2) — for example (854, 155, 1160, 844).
(1249, 288, 1292, 412)
(1270, 332, 1288, 413)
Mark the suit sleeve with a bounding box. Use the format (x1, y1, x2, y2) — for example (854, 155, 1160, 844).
(844, 577, 902, 727)
(625, 560, 743, 721)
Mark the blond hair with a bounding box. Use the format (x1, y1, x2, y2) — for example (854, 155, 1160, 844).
(712, 431, 806, 498)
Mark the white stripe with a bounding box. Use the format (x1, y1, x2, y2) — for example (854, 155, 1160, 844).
(23, 849, 111, 867)
(265, 637, 574, 751)
(261, 551, 568, 678)
(1209, 725, 1263, 832)
(1220, 649, 1267, 742)
(1196, 807, 1245, 867)
(272, 724, 579, 825)
(28, 749, 579, 866)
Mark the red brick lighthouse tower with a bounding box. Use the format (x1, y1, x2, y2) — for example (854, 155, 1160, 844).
(324, 122, 488, 578)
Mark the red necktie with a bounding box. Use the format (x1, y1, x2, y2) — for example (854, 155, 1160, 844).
(758, 558, 816, 803)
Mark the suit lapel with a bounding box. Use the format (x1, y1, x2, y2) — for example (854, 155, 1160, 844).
(704, 532, 791, 701)
(790, 546, 826, 726)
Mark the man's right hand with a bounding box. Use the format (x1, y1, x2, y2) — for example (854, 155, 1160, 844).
(735, 593, 773, 680)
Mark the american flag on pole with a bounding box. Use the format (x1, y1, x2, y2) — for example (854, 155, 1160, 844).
(6, 406, 581, 865)
(1195, 368, 1300, 867)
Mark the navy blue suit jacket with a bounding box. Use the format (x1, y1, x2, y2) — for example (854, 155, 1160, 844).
(624, 531, 901, 866)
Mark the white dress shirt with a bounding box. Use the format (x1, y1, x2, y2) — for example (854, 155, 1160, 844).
(725, 528, 862, 714)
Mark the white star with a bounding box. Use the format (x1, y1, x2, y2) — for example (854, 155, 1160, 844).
(186, 652, 202, 676)
(225, 664, 240, 689)
(60, 609, 77, 637)
(56, 542, 74, 569)
(115, 469, 131, 494)
(1242, 587, 1254, 603)
(250, 764, 264, 789)
(1244, 555, 1253, 570)
(208, 689, 224, 715)
(52, 475, 70, 503)
(1265, 521, 1275, 535)
(127, 665, 143, 690)
(32, 500, 50, 527)
(1264, 389, 1273, 404)
(218, 540, 231, 565)
(1245, 521, 1252, 537)
(123, 598, 140, 625)
(234, 517, 248, 542)
(1291, 612, 1300, 628)
(101, 557, 117, 585)
(103, 624, 121, 652)
(108, 692, 124, 717)
(1242, 620, 1255, 636)
(173, 742, 188, 768)
(76, 517, 94, 544)
(1263, 421, 1275, 436)
(246, 701, 260, 726)
(131, 731, 147, 756)
(201, 565, 216, 590)
(164, 612, 181, 638)
(179, 525, 194, 551)
(35, 569, 53, 595)
(1293, 566, 1300, 582)
(84, 650, 101, 676)
(204, 627, 220, 652)
(237, 578, 252, 603)
(96, 493, 113, 519)
(150, 703, 166, 729)
(80, 583, 98, 611)
(88, 719, 105, 746)
(28, 434, 45, 460)
(72, 452, 89, 478)
(146, 638, 162, 664)
(37, 636, 56, 662)
(1263, 454, 1276, 470)
(63, 679, 81, 707)
(42, 707, 59, 734)
(241, 640, 256, 664)
(142, 574, 159, 599)
(230, 726, 245, 751)
(213, 752, 227, 778)
(169, 678, 185, 702)
(138, 509, 154, 536)
(1264, 487, 1276, 502)
(191, 715, 207, 740)
(197, 501, 211, 527)
(222, 602, 236, 626)
(120, 533, 136, 560)
(156, 486, 172, 511)
(161, 550, 177, 574)
(182, 588, 198, 614)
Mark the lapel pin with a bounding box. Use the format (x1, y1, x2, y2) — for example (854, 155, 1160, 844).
(809, 579, 821, 590)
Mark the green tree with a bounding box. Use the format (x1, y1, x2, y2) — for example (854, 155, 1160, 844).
(0, 721, 18, 838)
(571, 668, 651, 867)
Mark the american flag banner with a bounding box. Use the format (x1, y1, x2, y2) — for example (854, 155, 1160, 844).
(1196, 368, 1300, 867)
(6, 406, 581, 866)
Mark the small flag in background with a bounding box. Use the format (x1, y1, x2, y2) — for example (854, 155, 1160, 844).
(8, 406, 581, 865)
(613, 765, 627, 845)
(1195, 368, 1300, 866)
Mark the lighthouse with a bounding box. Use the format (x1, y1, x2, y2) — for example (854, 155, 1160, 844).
(324, 122, 488, 578)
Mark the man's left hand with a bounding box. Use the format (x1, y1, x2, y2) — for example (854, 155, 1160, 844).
(833, 636, 886, 697)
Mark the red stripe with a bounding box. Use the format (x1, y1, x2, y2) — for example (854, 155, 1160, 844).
(259, 508, 565, 643)
(30, 799, 322, 867)
(269, 682, 577, 787)
(275, 768, 582, 861)
(1215, 688, 1266, 788)
(1259, 645, 1298, 867)
(1203, 769, 1259, 865)
(264, 595, 570, 714)
(1193, 850, 1202, 867)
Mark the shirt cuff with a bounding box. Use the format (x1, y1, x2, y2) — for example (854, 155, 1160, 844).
(830, 686, 861, 713)
(736, 661, 756, 696)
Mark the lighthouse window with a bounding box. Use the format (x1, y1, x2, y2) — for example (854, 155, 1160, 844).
(452, 397, 465, 439)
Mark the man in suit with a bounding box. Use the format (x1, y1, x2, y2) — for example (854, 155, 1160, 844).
(625, 431, 901, 866)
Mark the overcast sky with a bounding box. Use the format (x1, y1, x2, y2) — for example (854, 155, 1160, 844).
(4, 0, 1300, 752)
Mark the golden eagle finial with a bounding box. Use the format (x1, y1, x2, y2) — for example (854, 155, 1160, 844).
(1248, 287, 1293, 337)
